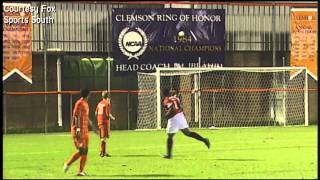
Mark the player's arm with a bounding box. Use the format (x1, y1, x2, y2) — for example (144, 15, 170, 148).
(163, 102, 174, 118)
(74, 116, 81, 139)
(73, 105, 81, 140)
(109, 113, 116, 121)
(72, 103, 81, 138)
(172, 100, 178, 109)
(164, 107, 172, 117)
(108, 106, 115, 121)
(173, 98, 183, 112)
(161, 99, 169, 115)
(107, 101, 116, 120)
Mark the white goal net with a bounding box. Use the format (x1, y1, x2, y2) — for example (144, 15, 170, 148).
(137, 67, 308, 129)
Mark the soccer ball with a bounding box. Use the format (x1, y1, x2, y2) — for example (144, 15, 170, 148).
(178, 31, 185, 37)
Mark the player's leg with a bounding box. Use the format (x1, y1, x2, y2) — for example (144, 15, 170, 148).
(100, 138, 106, 157)
(78, 147, 88, 175)
(181, 128, 210, 149)
(99, 126, 106, 157)
(64, 151, 80, 168)
(163, 118, 179, 159)
(63, 137, 81, 173)
(78, 136, 89, 176)
(64, 151, 80, 173)
(163, 133, 175, 159)
(175, 112, 210, 149)
(105, 120, 111, 157)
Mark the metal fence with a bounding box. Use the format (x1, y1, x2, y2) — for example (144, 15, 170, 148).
(3, 91, 136, 134)
(30, 1, 317, 52)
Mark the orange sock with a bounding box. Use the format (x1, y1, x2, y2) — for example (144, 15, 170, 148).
(79, 155, 87, 173)
(66, 152, 80, 166)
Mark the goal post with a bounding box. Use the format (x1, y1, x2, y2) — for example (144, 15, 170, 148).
(156, 69, 161, 130)
(136, 67, 308, 130)
(304, 68, 308, 126)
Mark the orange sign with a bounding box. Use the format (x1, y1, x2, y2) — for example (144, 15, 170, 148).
(3, 3, 32, 83)
(290, 8, 318, 80)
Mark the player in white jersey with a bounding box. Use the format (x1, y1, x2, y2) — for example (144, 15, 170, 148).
(162, 89, 210, 159)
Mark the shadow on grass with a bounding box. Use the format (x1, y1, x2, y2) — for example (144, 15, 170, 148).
(230, 169, 316, 175)
(113, 154, 161, 157)
(214, 158, 262, 161)
(89, 174, 190, 178)
(214, 145, 314, 152)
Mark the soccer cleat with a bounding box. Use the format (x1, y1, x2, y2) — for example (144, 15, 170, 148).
(204, 138, 211, 149)
(162, 154, 172, 159)
(77, 172, 87, 176)
(100, 152, 105, 157)
(63, 163, 70, 173)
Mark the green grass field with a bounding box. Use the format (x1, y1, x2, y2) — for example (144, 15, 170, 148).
(3, 126, 317, 179)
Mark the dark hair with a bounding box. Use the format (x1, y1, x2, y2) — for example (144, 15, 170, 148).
(102, 91, 109, 99)
(171, 89, 178, 96)
(162, 89, 170, 97)
(80, 88, 90, 98)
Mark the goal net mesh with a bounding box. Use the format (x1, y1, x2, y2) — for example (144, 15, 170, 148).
(137, 68, 307, 129)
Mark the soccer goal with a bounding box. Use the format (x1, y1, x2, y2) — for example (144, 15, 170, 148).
(136, 67, 308, 130)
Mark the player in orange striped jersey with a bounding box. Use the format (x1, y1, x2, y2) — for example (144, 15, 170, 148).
(63, 89, 91, 176)
(95, 91, 115, 157)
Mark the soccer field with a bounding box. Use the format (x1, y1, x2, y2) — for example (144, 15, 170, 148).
(3, 126, 317, 179)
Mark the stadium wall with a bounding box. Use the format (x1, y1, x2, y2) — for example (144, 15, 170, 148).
(3, 51, 317, 133)
(3, 1, 318, 133)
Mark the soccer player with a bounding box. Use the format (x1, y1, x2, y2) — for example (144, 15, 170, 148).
(95, 91, 115, 157)
(162, 89, 210, 159)
(63, 89, 91, 176)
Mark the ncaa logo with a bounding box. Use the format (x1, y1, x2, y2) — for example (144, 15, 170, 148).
(118, 27, 148, 60)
